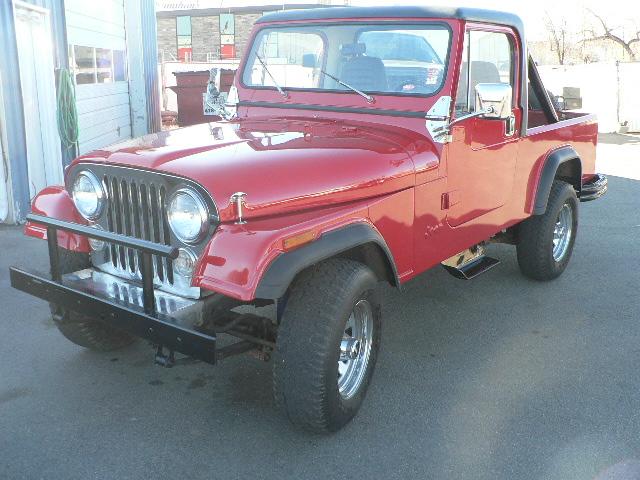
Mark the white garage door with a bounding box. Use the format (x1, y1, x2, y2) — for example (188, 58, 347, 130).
(66, 0, 132, 154)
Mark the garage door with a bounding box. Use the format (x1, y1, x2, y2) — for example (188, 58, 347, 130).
(66, 0, 131, 154)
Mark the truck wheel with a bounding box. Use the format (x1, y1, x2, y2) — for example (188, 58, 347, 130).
(273, 258, 381, 433)
(517, 180, 578, 280)
(50, 248, 135, 351)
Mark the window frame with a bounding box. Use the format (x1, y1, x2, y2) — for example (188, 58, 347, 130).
(240, 21, 454, 100)
(69, 45, 128, 86)
(454, 25, 518, 115)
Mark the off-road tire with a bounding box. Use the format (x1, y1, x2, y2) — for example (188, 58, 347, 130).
(517, 180, 578, 280)
(273, 258, 381, 433)
(50, 248, 135, 351)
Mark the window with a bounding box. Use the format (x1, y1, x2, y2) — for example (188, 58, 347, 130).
(219, 13, 234, 35)
(243, 23, 451, 96)
(177, 15, 192, 61)
(70, 46, 127, 85)
(246, 30, 324, 89)
(96, 48, 112, 83)
(220, 13, 235, 59)
(359, 31, 443, 63)
(455, 30, 513, 114)
(73, 46, 95, 84)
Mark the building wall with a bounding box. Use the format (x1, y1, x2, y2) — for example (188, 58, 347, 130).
(0, 0, 68, 223)
(65, 0, 159, 154)
(157, 17, 177, 60)
(0, 0, 159, 223)
(192, 15, 219, 60)
(66, 0, 132, 154)
(140, 0, 161, 133)
(235, 14, 261, 59)
(156, 6, 325, 62)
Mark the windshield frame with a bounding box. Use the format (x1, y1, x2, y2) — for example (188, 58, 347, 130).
(240, 21, 454, 100)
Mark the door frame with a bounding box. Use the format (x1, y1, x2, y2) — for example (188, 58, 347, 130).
(12, 0, 63, 198)
(444, 23, 522, 227)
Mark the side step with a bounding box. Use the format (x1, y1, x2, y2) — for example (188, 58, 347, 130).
(441, 244, 500, 280)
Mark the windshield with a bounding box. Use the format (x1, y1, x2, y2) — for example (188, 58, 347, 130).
(242, 23, 451, 96)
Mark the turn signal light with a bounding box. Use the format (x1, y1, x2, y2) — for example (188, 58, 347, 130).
(283, 230, 317, 251)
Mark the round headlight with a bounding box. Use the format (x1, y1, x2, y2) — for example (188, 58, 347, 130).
(72, 171, 105, 220)
(167, 188, 209, 244)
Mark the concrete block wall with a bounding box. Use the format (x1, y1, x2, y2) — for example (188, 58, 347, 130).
(192, 16, 220, 61)
(157, 12, 262, 61)
(157, 17, 176, 59)
(235, 13, 261, 58)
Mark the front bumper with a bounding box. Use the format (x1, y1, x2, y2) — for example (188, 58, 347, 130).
(10, 266, 220, 364)
(9, 214, 256, 365)
(580, 173, 608, 202)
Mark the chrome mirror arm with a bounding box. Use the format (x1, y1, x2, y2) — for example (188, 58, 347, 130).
(433, 106, 495, 135)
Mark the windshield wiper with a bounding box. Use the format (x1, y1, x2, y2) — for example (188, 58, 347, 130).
(255, 54, 288, 99)
(319, 69, 374, 104)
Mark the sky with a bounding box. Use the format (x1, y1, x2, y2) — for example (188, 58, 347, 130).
(157, 0, 640, 41)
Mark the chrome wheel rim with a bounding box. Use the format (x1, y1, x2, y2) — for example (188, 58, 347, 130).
(338, 299, 374, 400)
(552, 203, 573, 261)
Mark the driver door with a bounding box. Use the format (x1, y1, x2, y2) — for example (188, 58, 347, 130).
(445, 28, 521, 227)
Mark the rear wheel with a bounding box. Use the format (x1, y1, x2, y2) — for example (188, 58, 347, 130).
(516, 180, 578, 280)
(273, 258, 381, 433)
(51, 248, 135, 351)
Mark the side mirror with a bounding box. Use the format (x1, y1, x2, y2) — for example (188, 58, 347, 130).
(302, 53, 318, 69)
(475, 83, 512, 119)
(554, 95, 566, 111)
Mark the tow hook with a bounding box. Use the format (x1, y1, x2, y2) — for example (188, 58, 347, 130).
(154, 345, 176, 368)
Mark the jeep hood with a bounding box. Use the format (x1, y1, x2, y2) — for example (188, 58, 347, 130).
(75, 117, 435, 222)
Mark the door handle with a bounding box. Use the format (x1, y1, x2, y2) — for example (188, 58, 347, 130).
(505, 114, 516, 137)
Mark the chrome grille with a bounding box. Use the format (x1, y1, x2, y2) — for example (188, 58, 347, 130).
(67, 163, 218, 299)
(104, 174, 174, 286)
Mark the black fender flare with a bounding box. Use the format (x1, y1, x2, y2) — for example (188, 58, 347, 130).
(254, 222, 400, 300)
(533, 146, 582, 215)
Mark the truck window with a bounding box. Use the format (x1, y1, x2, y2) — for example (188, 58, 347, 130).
(358, 31, 442, 63)
(243, 24, 451, 96)
(527, 58, 560, 128)
(245, 30, 325, 90)
(455, 30, 513, 115)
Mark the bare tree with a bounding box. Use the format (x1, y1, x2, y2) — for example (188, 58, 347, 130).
(583, 9, 639, 61)
(544, 12, 571, 65)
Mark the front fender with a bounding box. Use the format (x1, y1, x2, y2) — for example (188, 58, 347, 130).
(25, 186, 90, 252)
(193, 200, 400, 301)
(254, 222, 399, 299)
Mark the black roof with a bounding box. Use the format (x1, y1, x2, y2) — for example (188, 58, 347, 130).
(257, 6, 524, 38)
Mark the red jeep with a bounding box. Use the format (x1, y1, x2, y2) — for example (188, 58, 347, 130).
(10, 7, 607, 432)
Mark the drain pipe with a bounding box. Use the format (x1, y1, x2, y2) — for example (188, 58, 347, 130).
(0, 73, 9, 223)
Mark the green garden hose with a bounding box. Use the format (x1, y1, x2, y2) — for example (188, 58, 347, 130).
(56, 68, 79, 155)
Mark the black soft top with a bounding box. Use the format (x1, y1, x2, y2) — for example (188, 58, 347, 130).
(256, 6, 524, 38)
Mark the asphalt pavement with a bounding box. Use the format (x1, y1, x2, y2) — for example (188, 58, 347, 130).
(1, 141, 639, 480)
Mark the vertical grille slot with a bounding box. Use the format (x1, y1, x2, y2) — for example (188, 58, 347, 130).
(104, 175, 117, 268)
(101, 174, 174, 287)
(149, 184, 165, 282)
(159, 186, 174, 284)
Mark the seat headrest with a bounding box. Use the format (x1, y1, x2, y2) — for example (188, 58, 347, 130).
(340, 43, 366, 56)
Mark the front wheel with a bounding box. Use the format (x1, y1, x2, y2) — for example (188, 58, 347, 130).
(516, 180, 579, 280)
(273, 258, 381, 433)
